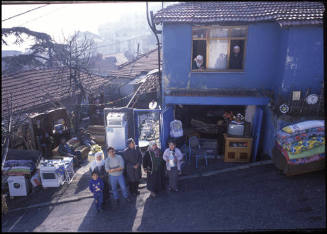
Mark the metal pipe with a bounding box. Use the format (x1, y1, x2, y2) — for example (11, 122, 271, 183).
(146, 2, 162, 105)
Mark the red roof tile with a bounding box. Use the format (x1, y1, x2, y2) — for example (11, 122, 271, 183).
(1, 68, 111, 115)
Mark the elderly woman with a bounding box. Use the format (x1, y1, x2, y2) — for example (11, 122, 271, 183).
(90, 151, 109, 204)
(142, 141, 166, 198)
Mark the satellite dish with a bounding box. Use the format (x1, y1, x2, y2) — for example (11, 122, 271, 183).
(149, 101, 157, 109)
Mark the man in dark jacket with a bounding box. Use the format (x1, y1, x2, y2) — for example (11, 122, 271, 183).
(122, 138, 142, 196)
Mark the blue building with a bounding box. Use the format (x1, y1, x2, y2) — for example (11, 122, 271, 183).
(153, 2, 324, 160)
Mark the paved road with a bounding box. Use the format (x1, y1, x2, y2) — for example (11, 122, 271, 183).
(2, 164, 325, 232)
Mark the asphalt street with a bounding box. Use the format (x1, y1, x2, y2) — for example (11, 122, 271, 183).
(2, 164, 325, 232)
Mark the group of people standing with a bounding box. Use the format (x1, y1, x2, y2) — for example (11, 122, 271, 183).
(89, 138, 184, 213)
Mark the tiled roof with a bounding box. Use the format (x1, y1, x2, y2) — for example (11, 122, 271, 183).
(1, 68, 111, 115)
(107, 48, 162, 79)
(154, 2, 324, 26)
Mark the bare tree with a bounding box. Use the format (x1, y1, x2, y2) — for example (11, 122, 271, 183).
(2, 28, 100, 145)
(52, 31, 97, 99)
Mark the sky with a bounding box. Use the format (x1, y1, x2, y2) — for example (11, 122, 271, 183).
(2, 2, 176, 52)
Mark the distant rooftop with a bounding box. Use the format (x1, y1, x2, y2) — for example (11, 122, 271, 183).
(107, 48, 162, 79)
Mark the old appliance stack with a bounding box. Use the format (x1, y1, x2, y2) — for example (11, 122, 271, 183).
(39, 157, 74, 187)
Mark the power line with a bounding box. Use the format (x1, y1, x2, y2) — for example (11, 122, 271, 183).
(17, 5, 67, 27)
(2, 4, 49, 22)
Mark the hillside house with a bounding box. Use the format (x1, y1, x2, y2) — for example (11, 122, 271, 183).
(153, 2, 324, 159)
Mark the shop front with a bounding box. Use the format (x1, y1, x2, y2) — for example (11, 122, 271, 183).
(161, 95, 270, 162)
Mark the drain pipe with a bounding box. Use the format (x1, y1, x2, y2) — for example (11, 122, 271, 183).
(146, 2, 162, 106)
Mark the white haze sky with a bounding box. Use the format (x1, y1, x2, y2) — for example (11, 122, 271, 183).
(2, 2, 177, 52)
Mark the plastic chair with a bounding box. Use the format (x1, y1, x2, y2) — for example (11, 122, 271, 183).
(188, 136, 208, 168)
(181, 143, 190, 161)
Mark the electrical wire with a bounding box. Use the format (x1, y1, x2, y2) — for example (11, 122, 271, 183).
(2, 4, 49, 22)
(17, 5, 67, 27)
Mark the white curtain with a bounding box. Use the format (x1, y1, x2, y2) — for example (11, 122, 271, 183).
(207, 39, 228, 69)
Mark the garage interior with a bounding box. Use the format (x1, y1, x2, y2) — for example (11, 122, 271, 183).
(174, 104, 253, 158)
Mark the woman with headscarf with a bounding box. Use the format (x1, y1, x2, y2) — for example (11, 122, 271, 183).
(90, 151, 109, 204)
(142, 141, 166, 198)
(122, 138, 142, 196)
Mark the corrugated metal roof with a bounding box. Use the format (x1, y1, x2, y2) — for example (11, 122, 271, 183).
(154, 2, 324, 26)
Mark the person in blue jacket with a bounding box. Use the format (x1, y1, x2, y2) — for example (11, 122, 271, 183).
(89, 171, 104, 213)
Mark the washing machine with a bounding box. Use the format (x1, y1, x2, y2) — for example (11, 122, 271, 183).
(7, 176, 30, 197)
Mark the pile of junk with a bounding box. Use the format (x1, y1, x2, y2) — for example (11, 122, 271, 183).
(2, 107, 106, 204)
(2, 149, 77, 200)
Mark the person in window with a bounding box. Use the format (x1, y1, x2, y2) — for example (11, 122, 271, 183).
(192, 55, 205, 70)
(229, 45, 243, 69)
(58, 137, 82, 167)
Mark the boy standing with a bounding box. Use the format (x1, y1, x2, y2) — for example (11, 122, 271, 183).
(89, 171, 104, 213)
(163, 140, 184, 192)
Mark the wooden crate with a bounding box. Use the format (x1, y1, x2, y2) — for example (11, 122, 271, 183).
(75, 145, 90, 161)
(223, 134, 253, 162)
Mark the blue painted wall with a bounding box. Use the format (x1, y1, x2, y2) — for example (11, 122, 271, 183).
(162, 23, 323, 97)
(162, 22, 324, 158)
(162, 22, 282, 94)
(274, 26, 324, 98)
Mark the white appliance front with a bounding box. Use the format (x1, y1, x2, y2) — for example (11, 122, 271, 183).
(7, 176, 30, 197)
(106, 126, 127, 151)
(40, 167, 64, 188)
(106, 112, 127, 151)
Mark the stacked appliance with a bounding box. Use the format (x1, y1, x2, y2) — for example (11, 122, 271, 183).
(105, 112, 128, 151)
(3, 150, 41, 197)
(39, 157, 74, 188)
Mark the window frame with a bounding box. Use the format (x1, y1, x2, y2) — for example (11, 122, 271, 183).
(191, 25, 248, 73)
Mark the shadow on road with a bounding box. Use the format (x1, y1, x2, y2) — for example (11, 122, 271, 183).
(74, 171, 91, 195)
(77, 187, 138, 231)
(2, 205, 56, 232)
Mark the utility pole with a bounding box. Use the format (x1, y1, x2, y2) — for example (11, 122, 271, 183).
(146, 2, 162, 104)
(2, 94, 13, 170)
(137, 43, 140, 57)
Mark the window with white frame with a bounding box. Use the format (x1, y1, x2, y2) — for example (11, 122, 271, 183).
(192, 26, 247, 71)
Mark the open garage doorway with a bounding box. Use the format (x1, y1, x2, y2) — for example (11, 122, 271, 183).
(174, 104, 255, 160)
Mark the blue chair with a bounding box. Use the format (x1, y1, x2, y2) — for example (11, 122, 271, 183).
(181, 143, 190, 161)
(188, 136, 208, 168)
